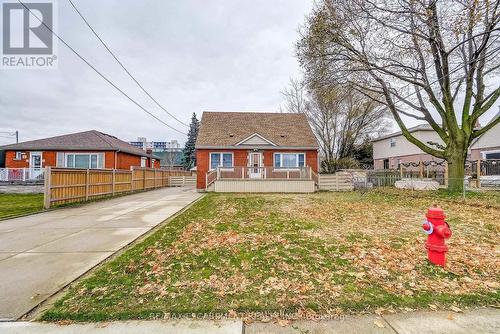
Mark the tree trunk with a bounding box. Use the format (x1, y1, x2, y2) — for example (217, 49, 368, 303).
(446, 150, 466, 192)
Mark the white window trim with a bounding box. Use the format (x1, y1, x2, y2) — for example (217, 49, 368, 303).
(14, 151, 23, 160)
(29, 151, 43, 169)
(64, 152, 104, 169)
(273, 152, 306, 170)
(209, 152, 234, 171)
(140, 157, 147, 168)
(482, 149, 500, 159)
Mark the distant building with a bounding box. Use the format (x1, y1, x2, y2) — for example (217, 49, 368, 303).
(129, 138, 181, 152)
(129, 137, 184, 169)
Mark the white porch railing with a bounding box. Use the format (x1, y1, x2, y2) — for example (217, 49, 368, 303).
(0, 168, 45, 182)
(217, 166, 312, 180)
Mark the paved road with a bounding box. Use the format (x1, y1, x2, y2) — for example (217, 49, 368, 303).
(0, 187, 202, 321)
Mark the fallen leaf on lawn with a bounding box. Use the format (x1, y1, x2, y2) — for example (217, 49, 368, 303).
(228, 309, 237, 318)
(373, 320, 385, 328)
(374, 308, 385, 316)
(428, 304, 438, 310)
(278, 319, 291, 327)
(450, 306, 462, 313)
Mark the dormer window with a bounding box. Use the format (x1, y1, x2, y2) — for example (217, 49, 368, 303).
(390, 138, 396, 147)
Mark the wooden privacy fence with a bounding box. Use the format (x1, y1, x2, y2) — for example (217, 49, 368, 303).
(44, 167, 193, 208)
(169, 175, 196, 187)
(318, 172, 354, 191)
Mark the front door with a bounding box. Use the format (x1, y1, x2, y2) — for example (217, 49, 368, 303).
(248, 152, 263, 178)
(29, 152, 43, 180)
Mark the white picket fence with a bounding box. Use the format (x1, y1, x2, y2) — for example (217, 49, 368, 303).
(0, 168, 44, 182)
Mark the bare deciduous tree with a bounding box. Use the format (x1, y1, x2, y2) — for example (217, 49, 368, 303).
(282, 79, 389, 169)
(297, 0, 500, 190)
(281, 78, 307, 113)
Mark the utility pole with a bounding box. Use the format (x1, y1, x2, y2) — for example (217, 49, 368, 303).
(15, 130, 18, 144)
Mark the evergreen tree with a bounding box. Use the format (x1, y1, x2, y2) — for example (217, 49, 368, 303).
(181, 113, 199, 169)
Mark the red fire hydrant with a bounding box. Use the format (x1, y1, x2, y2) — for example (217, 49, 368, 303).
(422, 206, 452, 267)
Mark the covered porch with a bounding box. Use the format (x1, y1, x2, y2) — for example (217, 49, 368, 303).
(205, 166, 318, 192)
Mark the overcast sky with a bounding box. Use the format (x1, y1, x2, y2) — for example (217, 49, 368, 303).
(0, 0, 498, 146)
(0, 0, 313, 145)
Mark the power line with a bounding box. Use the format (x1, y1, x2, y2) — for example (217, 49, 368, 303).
(16, 0, 187, 136)
(67, 0, 189, 128)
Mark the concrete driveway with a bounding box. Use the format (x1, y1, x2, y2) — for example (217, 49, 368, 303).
(0, 187, 202, 321)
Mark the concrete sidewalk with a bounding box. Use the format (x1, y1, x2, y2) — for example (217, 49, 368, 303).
(0, 320, 243, 334)
(0, 187, 202, 321)
(0, 308, 497, 333)
(247, 308, 500, 334)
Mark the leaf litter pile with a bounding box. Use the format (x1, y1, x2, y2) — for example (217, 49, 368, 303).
(43, 190, 499, 321)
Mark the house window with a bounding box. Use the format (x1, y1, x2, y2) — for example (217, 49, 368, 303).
(141, 157, 147, 167)
(484, 151, 500, 159)
(383, 159, 389, 169)
(65, 153, 104, 169)
(14, 152, 23, 160)
(210, 152, 233, 170)
(390, 138, 396, 147)
(274, 153, 305, 168)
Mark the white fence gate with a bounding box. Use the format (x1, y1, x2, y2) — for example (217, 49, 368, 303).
(318, 173, 354, 191)
(169, 175, 196, 187)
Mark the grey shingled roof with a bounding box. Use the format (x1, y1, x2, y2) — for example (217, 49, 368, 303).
(195, 112, 319, 148)
(1, 130, 158, 158)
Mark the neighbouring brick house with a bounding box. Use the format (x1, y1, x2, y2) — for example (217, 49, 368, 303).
(195, 112, 319, 191)
(1, 130, 160, 170)
(372, 124, 445, 170)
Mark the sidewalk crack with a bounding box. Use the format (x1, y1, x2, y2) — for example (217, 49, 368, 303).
(381, 314, 400, 334)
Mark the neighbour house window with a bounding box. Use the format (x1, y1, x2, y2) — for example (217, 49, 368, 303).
(14, 152, 23, 160)
(485, 152, 500, 159)
(390, 138, 396, 147)
(273, 153, 305, 168)
(64, 153, 104, 169)
(383, 159, 389, 169)
(210, 152, 233, 170)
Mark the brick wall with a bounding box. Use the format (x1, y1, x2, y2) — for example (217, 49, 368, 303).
(196, 148, 319, 190)
(5, 151, 57, 168)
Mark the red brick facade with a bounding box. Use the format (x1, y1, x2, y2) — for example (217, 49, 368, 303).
(196, 149, 319, 189)
(4, 150, 158, 170)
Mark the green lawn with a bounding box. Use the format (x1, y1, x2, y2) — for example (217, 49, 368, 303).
(43, 190, 500, 321)
(0, 193, 44, 220)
